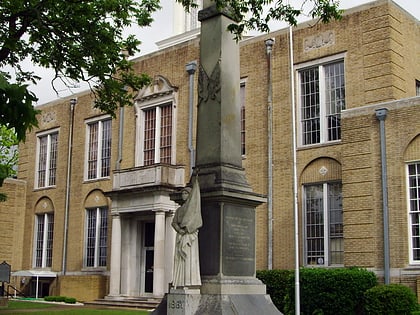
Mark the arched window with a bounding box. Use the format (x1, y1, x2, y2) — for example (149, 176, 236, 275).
(301, 158, 343, 266)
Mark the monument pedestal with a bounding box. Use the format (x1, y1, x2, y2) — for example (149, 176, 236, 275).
(167, 287, 201, 315)
(152, 285, 280, 315)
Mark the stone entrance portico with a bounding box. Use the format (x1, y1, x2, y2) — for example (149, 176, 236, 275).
(107, 165, 184, 299)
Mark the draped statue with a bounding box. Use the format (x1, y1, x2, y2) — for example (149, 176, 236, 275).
(171, 177, 202, 289)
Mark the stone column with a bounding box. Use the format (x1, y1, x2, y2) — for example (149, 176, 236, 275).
(153, 210, 166, 297)
(165, 211, 176, 288)
(108, 214, 121, 298)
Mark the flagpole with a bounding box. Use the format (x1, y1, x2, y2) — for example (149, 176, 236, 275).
(289, 25, 300, 315)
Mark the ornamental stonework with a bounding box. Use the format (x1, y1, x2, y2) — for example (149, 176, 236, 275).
(304, 31, 335, 52)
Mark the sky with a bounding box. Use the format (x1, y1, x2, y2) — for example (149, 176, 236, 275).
(19, 0, 420, 105)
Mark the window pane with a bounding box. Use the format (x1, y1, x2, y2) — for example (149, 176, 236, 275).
(37, 136, 47, 187)
(325, 62, 345, 141)
(48, 133, 58, 186)
(409, 163, 420, 261)
(101, 119, 112, 177)
(86, 209, 96, 267)
(328, 182, 343, 264)
(160, 105, 172, 164)
(98, 208, 108, 267)
(46, 214, 54, 267)
(300, 68, 320, 145)
(240, 84, 246, 155)
(35, 215, 45, 268)
(87, 123, 99, 179)
(144, 108, 156, 166)
(305, 184, 324, 265)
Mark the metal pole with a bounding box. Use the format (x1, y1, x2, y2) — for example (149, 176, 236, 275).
(265, 38, 275, 270)
(62, 98, 77, 275)
(186, 61, 197, 176)
(376, 108, 390, 284)
(290, 26, 300, 315)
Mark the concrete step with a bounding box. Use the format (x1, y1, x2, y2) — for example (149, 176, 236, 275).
(85, 297, 161, 310)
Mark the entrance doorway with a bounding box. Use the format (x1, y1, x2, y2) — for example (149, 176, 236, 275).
(143, 222, 155, 293)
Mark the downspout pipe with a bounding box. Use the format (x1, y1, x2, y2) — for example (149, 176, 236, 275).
(186, 61, 197, 176)
(376, 108, 390, 284)
(115, 106, 124, 170)
(62, 98, 77, 275)
(265, 38, 274, 270)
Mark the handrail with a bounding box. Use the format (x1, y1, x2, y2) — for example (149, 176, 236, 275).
(6, 284, 27, 298)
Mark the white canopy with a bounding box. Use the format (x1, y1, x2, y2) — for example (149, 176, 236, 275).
(11, 270, 57, 299)
(11, 270, 57, 278)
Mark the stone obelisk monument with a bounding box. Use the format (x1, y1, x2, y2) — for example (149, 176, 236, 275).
(191, 0, 281, 313)
(152, 0, 282, 313)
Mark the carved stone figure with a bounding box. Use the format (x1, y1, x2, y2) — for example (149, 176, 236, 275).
(172, 177, 202, 288)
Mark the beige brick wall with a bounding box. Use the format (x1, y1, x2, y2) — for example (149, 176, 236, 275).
(56, 275, 108, 302)
(13, 0, 420, 299)
(0, 179, 26, 270)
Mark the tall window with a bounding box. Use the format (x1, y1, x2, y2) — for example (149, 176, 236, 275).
(85, 207, 108, 267)
(34, 213, 54, 268)
(240, 82, 246, 156)
(299, 60, 345, 145)
(408, 162, 420, 263)
(143, 103, 173, 166)
(36, 131, 58, 188)
(86, 118, 111, 180)
(416, 80, 420, 96)
(304, 182, 343, 266)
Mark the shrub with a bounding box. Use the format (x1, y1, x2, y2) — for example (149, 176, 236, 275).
(364, 284, 419, 315)
(284, 267, 378, 315)
(257, 269, 293, 312)
(64, 297, 77, 304)
(44, 296, 76, 303)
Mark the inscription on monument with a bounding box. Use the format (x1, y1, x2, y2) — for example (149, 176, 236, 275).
(222, 205, 255, 276)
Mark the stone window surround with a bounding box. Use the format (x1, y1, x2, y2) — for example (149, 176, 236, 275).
(134, 76, 178, 167)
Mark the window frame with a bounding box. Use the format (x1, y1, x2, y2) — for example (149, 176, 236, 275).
(303, 181, 343, 267)
(408, 162, 420, 264)
(295, 53, 346, 147)
(84, 207, 108, 268)
(240, 79, 247, 157)
(84, 115, 112, 181)
(35, 129, 59, 189)
(135, 100, 177, 166)
(33, 213, 54, 268)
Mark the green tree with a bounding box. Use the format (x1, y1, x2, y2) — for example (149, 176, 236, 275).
(0, 125, 18, 201)
(0, 0, 341, 138)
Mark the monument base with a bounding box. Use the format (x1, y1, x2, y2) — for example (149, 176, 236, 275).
(150, 290, 282, 315)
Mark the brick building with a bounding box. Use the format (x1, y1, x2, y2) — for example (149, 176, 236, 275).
(5, 0, 420, 302)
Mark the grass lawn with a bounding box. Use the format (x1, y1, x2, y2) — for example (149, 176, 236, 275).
(0, 300, 151, 315)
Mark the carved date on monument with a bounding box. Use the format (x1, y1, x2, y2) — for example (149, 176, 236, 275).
(222, 205, 255, 276)
(168, 300, 184, 310)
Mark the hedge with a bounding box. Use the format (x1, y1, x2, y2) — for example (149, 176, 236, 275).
(285, 268, 378, 315)
(256, 269, 293, 312)
(257, 268, 378, 315)
(44, 296, 77, 304)
(364, 284, 419, 315)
